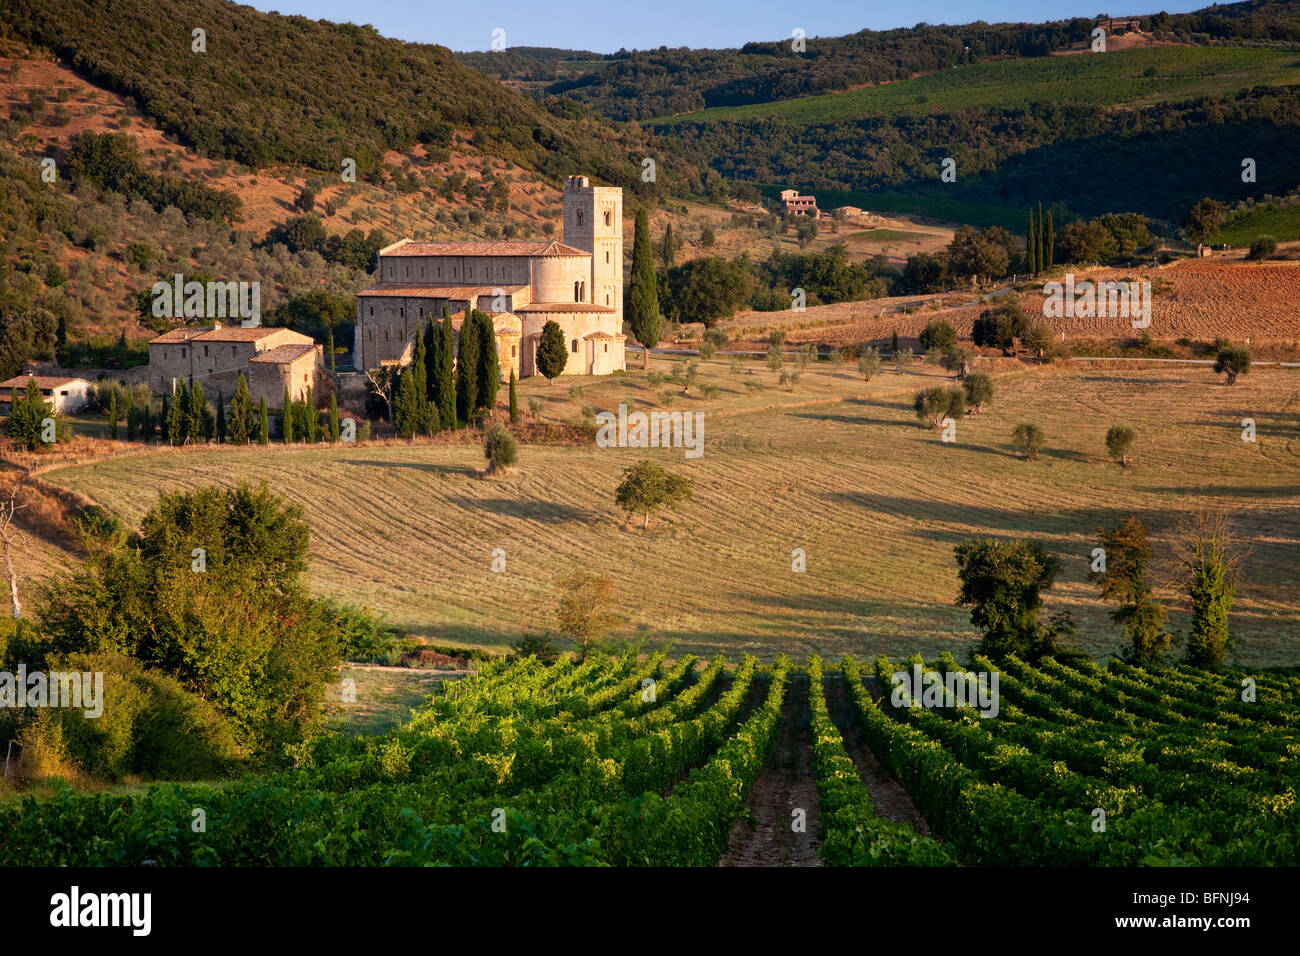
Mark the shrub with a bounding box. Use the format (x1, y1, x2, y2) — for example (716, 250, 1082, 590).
(1105, 423, 1137, 466)
(918, 320, 956, 354)
(1248, 235, 1277, 261)
(484, 424, 518, 474)
(1214, 345, 1251, 384)
(1011, 422, 1045, 460)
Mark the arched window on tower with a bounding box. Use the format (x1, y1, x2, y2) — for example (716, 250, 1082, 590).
(574, 280, 581, 302)
(603, 210, 611, 227)
(576, 209, 583, 227)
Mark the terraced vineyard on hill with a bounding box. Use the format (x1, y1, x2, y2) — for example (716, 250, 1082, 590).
(2, 652, 1296, 866)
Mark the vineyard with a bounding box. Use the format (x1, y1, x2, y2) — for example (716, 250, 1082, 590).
(2, 651, 1297, 866)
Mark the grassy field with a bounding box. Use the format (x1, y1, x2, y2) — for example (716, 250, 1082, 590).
(652, 47, 1300, 125)
(38, 358, 1300, 667)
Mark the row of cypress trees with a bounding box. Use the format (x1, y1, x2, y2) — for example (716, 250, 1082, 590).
(393, 306, 502, 438)
(1027, 202, 1055, 275)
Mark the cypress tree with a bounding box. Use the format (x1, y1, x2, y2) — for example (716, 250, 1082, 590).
(1043, 207, 1054, 270)
(437, 307, 456, 429)
(536, 319, 568, 384)
(1027, 207, 1038, 275)
(167, 381, 186, 445)
(628, 208, 661, 369)
(282, 386, 294, 443)
(423, 316, 439, 401)
(327, 327, 336, 377)
(216, 391, 226, 443)
(305, 386, 318, 443)
(455, 312, 480, 423)
(125, 388, 136, 441)
(508, 368, 518, 424)
(661, 222, 675, 269)
(187, 380, 207, 442)
(328, 391, 340, 442)
(258, 397, 269, 445)
(474, 309, 500, 411)
(412, 333, 430, 433)
(142, 402, 151, 443)
(229, 373, 252, 444)
(394, 368, 420, 438)
(108, 391, 118, 440)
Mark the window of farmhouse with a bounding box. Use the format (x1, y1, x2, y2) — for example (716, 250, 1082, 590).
(571, 339, 578, 353)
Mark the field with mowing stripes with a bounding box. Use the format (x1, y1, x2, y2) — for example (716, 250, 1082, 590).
(4, 653, 1296, 866)
(37, 360, 1300, 666)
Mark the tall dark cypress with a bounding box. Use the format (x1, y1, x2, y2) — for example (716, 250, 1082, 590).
(455, 311, 479, 423)
(474, 310, 500, 411)
(1044, 207, 1055, 270)
(437, 307, 456, 429)
(1027, 207, 1038, 275)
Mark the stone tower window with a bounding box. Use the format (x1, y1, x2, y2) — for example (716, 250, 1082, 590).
(605, 250, 610, 263)
(603, 210, 611, 227)
(571, 339, 578, 353)
(577, 209, 583, 227)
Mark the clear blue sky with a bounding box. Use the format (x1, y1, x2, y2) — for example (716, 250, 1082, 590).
(242, 1, 1207, 54)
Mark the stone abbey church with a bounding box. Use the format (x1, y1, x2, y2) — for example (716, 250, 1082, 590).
(354, 176, 626, 378)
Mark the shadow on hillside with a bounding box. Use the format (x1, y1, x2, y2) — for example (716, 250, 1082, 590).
(791, 410, 904, 427)
(446, 496, 594, 523)
(337, 459, 479, 477)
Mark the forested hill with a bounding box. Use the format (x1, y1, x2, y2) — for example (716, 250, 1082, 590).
(456, 1, 1300, 122)
(0, 0, 680, 194)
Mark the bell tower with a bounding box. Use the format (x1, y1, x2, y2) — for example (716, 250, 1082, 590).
(563, 175, 622, 328)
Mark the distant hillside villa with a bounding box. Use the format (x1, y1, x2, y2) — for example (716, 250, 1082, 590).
(780, 188, 819, 217)
(354, 175, 626, 378)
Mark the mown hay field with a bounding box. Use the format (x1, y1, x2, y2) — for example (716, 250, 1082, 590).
(38, 359, 1300, 666)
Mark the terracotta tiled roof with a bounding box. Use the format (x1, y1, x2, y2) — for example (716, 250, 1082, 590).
(0, 375, 91, 389)
(380, 239, 589, 258)
(583, 331, 615, 339)
(249, 344, 319, 364)
(514, 302, 616, 314)
(356, 284, 527, 298)
(149, 327, 209, 344)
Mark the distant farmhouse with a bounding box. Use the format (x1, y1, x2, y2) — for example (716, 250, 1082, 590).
(147, 325, 323, 405)
(0, 375, 94, 414)
(780, 188, 819, 217)
(354, 175, 626, 378)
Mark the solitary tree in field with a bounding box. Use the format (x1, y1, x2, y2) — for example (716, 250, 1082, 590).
(858, 346, 882, 381)
(1105, 423, 1137, 466)
(484, 424, 518, 475)
(1177, 512, 1241, 669)
(536, 319, 567, 385)
(1011, 422, 1045, 460)
(1249, 235, 1277, 261)
(893, 348, 913, 373)
(615, 459, 694, 529)
(508, 368, 518, 423)
(554, 569, 621, 660)
(1090, 516, 1172, 663)
(914, 386, 966, 429)
(1215, 345, 1251, 385)
(1021, 323, 1054, 362)
(945, 344, 974, 379)
(627, 208, 661, 369)
(954, 537, 1061, 660)
(963, 372, 993, 413)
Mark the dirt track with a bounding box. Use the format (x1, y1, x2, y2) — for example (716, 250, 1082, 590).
(718, 673, 822, 867)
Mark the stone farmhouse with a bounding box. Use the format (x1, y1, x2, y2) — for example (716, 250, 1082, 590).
(147, 325, 323, 406)
(354, 175, 626, 378)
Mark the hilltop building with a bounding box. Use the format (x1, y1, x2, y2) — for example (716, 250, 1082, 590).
(354, 175, 626, 378)
(780, 188, 819, 217)
(146, 325, 323, 406)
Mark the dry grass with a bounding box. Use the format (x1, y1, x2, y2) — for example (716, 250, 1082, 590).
(35, 359, 1300, 667)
